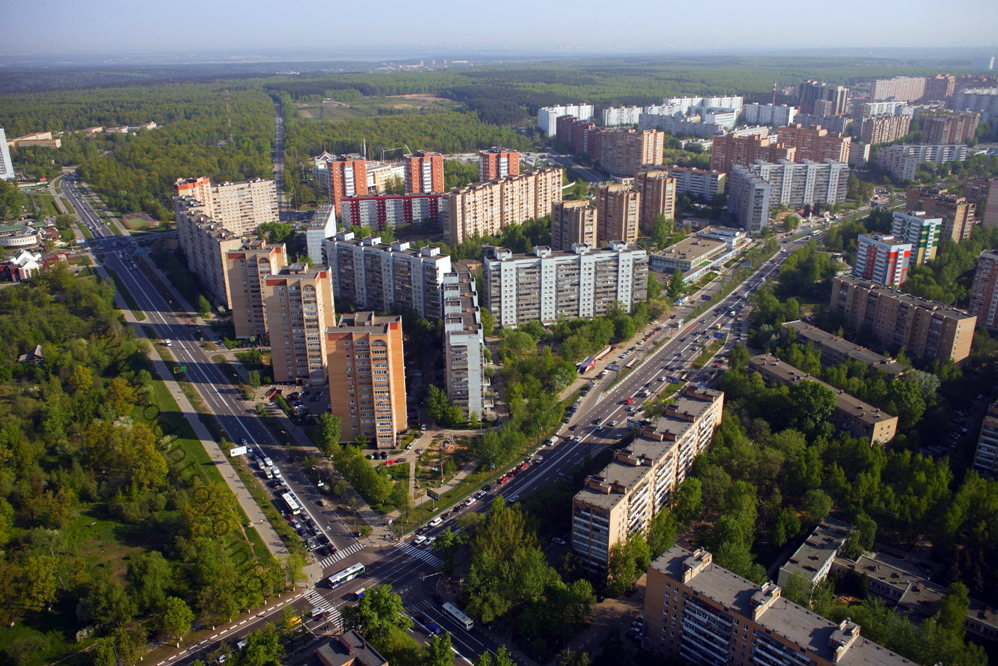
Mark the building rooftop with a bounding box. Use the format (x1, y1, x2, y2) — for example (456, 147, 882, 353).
(484, 240, 644, 263)
(655, 235, 726, 262)
(443, 272, 481, 334)
(331, 232, 449, 262)
(313, 631, 388, 666)
(653, 546, 914, 666)
(749, 354, 897, 429)
(331, 312, 401, 335)
(779, 517, 853, 583)
(782, 321, 906, 379)
(836, 276, 975, 320)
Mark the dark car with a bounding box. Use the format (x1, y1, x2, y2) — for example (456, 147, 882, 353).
(426, 623, 443, 636)
(380, 451, 389, 459)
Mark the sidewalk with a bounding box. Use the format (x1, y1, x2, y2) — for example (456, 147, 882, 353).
(93, 260, 289, 561)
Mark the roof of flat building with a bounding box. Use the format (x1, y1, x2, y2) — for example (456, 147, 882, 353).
(331, 233, 449, 262)
(331, 312, 401, 335)
(313, 630, 388, 666)
(574, 462, 651, 512)
(652, 546, 914, 665)
(779, 517, 853, 582)
(443, 273, 481, 334)
(835, 276, 975, 321)
(654, 236, 726, 263)
(782, 321, 905, 378)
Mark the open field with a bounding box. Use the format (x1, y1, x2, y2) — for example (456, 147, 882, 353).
(295, 94, 460, 121)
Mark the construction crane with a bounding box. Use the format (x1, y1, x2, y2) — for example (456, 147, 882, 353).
(380, 145, 412, 162)
(224, 89, 234, 146)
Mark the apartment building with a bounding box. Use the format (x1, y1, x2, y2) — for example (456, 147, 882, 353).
(849, 141, 871, 167)
(263, 264, 336, 385)
(339, 193, 444, 231)
(987, 179, 998, 227)
(442, 273, 485, 418)
(173, 177, 279, 237)
(727, 166, 772, 233)
(555, 114, 581, 145)
(324, 312, 406, 449)
(794, 113, 850, 134)
(798, 80, 848, 115)
(594, 184, 641, 244)
(537, 104, 594, 135)
(366, 162, 406, 194)
(174, 198, 243, 306)
(871, 76, 927, 102)
(776, 125, 851, 163)
(904, 187, 976, 241)
(924, 74, 956, 100)
(599, 129, 664, 177)
(781, 321, 906, 380)
(225, 240, 288, 339)
(633, 170, 676, 231)
(445, 167, 562, 244)
(710, 129, 795, 174)
(643, 546, 910, 666)
(750, 160, 849, 210)
(963, 177, 992, 204)
(973, 399, 998, 476)
(0, 129, 13, 180)
(951, 89, 998, 124)
(830, 276, 977, 362)
(602, 106, 643, 126)
(482, 242, 648, 327)
(888, 210, 941, 261)
(968, 250, 998, 332)
(853, 100, 911, 119)
(550, 200, 597, 251)
(402, 151, 444, 194)
(777, 518, 854, 588)
(639, 113, 726, 139)
(921, 111, 979, 144)
(313, 154, 368, 207)
(479, 147, 519, 182)
(305, 204, 337, 266)
(741, 103, 797, 126)
(853, 234, 912, 288)
(749, 354, 898, 445)
(890, 211, 940, 266)
(323, 232, 451, 320)
(572, 386, 723, 571)
(876, 144, 968, 180)
(859, 114, 912, 145)
(665, 167, 726, 201)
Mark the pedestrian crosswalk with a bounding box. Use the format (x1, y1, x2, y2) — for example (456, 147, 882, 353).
(316, 541, 365, 569)
(395, 541, 443, 567)
(305, 589, 334, 613)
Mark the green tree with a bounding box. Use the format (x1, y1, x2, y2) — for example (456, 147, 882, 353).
(668, 270, 685, 300)
(161, 596, 195, 645)
(936, 582, 971, 635)
(247, 370, 261, 389)
(480, 306, 495, 336)
(646, 272, 662, 301)
(126, 550, 173, 614)
(240, 624, 284, 666)
(772, 507, 801, 547)
(0, 178, 23, 219)
(650, 214, 673, 248)
(782, 571, 813, 607)
(783, 214, 800, 232)
(196, 294, 211, 319)
(84, 577, 137, 630)
(422, 631, 454, 666)
(673, 478, 703, 525)
(342, 584, 413, 646)
(317, 413, 342, 456)
(802, 489, 832, 527)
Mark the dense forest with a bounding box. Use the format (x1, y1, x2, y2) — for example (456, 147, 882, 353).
(0, 268, 299, 666)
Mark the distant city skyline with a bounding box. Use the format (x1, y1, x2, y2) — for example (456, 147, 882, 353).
(3, 0, 997, 58)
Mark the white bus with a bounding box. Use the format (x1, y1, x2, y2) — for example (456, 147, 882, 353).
(328, 563, 366, 588)
(442, 602, 474, 631)
(282, 492, 301, 515)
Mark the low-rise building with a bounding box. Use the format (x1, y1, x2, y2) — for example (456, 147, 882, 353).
(314, 631, 388, 666)
(777, 517, 854, 588)
(644, 546, 910, 665)
(572, 387, 723, 571)
(324, 232, 451, 320)
(749, 354, 898, 445)
(442, 273, 485, 419)
(782, 321, 906, 379)
(483, 242, 648, 328)
(830, 276, 977, 363)
(649, 235, 727, 275)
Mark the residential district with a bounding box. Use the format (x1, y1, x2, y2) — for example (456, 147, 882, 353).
(2, 66, 998, 666)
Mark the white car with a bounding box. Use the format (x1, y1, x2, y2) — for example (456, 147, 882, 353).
(609, 420, 618, 427)
(414, 534, 427, 545)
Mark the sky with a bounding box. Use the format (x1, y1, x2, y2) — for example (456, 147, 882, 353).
(3, 0, 997, 59)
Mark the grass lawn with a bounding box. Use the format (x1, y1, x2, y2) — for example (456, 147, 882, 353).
(296, 95, 458, 121)
(107, 219, 124, 236)
(28, 192, 59, 217)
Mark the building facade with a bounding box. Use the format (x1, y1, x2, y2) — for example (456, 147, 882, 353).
(798, 81, 848, 115)
(876, 144, 968, 180)
(859, 114, 912, 145)
(174, 198, 243, 307)
(921, 111, 980, 144)
(749, 354, 899, 445)
(339, 193, 443, 231)
(572, 387, 724, 571)
(750, 160, 849, 210)
(595, 184, 641, 244)
(598, 129, 664, 177)
(643, 546, 910, 666)
(650, 235, 727, 274)
(263, 264, 336, 385)
(727, 166, 772, 233)
(830, 276, 977, 362)
(174, 177, 279, 237)
(665, 167, 726, 201)
(305, 204, 338, 266)
(777, 126, 851, 163)
(537, 104, 594, 134)
(710, 129, 795, 174)
(482, 242, 648, 327)
(924, 74, 956, 100)
(479, 147, 520, 182)
(633, 170, 677, 231)
(0, 128, 14, 180)
(315, 155, 368, 207)
(951, 89, 998, 124)
(905, 187, 976, 241)
(741, 104, 797, 126)
(445, 167, 562, 245)
(323, 232, 451, 320)
(973, 399, 998, 476)
(602, 106, 644, 126)
(442, 273, 485, 419)
(890, 211, 940, 265)
(968, 250, 998, 332)
(987, 179, 998, 228)
(225, 240, 288, 339)
(871, 76, 927, 102)
(777, 517, 854, 588)
(853, 234, 912, 288)
(550, 200, 597, 251)
(402, 151, 444, 194)
(324, 313, 406, 449)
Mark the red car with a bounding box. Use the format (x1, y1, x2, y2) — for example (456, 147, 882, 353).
(519, 462, 529, 471)
(498, 475, 509, 484)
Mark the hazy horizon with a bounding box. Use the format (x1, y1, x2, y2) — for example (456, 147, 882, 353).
(3, 0, 997, 60)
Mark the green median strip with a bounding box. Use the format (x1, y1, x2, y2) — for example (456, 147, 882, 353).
(103, 267, 146, 321)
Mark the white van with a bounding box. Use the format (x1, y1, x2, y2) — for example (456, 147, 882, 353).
(428, 516, 443, 528)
